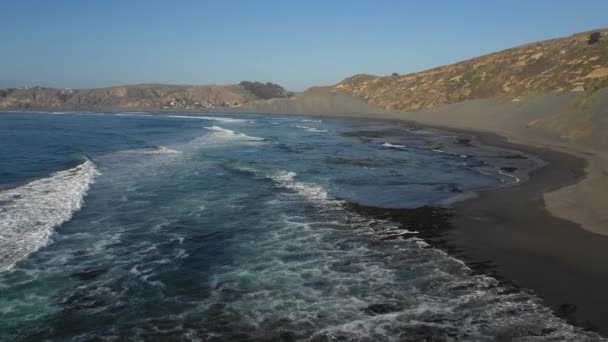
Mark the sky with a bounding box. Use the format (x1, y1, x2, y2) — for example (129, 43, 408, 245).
(1, 0, 607, 91)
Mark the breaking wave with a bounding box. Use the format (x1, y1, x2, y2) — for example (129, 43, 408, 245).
(115, 113, 154, 117)
(251, 169, 602, 340)
(0, 160, 100, 272)
(144, 146, 182, 154)
(294, 125, 328, 133)
(381, 142, 405, 149)
(167, 115, 249, 123)
(269, 170, 337, 204)
(498, 169, 521, 183)
(204, 125, 264, 141)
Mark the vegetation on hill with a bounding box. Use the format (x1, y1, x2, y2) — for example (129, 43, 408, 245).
(0, 82, 291, 111)
(239, 81, 292, 100)
(333, 29, 608, 111)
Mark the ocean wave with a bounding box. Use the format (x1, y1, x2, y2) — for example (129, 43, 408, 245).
(467, 166, 521, 185)
(167, 115, 249, 123)
(498, 169, 521, 183)
(381, 142, 405, 149)
(115, 113, 154, 117)
(112, 146, 183, 156)
(0, 159, 100, 272)
(204, 125, 264, 141)
(205, 167, 601, 340)
(294, 125, 328, 133)
(144, 146, 182, 154)
(269, 170, 337, 204)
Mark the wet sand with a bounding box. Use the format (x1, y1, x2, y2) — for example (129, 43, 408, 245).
(443, 130, 608, 335)
(251, 93, 608, 334)
(315, 113, 608, 335)
(321, 114, 608, 335)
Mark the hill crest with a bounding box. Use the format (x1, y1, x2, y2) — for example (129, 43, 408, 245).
(332, 29, 608, 111)
(0, 82, 291, 111)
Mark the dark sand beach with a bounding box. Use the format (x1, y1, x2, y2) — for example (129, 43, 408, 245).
(324, 114, 608, 335)
(239, 90, 608, 335)
(438, 130, 608, 334)
(267, 109, 608, 334)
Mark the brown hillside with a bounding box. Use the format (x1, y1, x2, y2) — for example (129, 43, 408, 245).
(0, 83, 290, 112)
(332, 29, 608, 111)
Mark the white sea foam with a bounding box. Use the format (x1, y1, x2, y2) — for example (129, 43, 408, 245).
(0, 160, 100, 272)
(498, 169, 521, 183)
(116, 146, 182, 156)
(115, 113, 154, 117)
(294, 125, 328, 133)
(381, 142, 405, 148)
(468, 166, 521, 184)
(167, 115, 249, 123)
(269, 171, 337, 204)
(197, 166, 602, 340)
(204, 125, 264, 141)
(144, 146, 182, 154)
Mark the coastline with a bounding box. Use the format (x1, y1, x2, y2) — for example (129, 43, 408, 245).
(348, 115, 608, 334)
(441, 130, 608, 334)
(263, 111, 608, 334)
(297, 110, 608, 334)
(226, 108, 608, 333)
(346, 116, 608, 334)
(4, 109, 608, 334)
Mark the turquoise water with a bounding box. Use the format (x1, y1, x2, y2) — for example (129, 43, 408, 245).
(0, 112, 601, 341)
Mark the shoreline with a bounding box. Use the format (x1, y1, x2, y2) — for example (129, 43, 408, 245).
(238, 109, 608, 335)
(4, 109, 608, 334)
(439, 129, 608, 335)
(347, 117, 608, 335)
(277, 112, 608, 335)
(338, 114, 608, 334)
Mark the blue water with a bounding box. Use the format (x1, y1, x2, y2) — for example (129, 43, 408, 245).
(0, 112, 601, 341)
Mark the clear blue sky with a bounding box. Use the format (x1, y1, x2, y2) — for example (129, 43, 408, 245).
(1, 0, 606, 91)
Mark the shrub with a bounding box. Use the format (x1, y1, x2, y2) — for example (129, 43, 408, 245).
(588, 32, 601, 45)
(239, 81, 290, 100)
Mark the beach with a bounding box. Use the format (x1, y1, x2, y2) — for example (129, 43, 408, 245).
(233, 93, 608, 334)
(3, 111, 605, 340)
(340, 114, 608, 334)
(369, 93, 608, 333)
(395, 106, 608, 334)
(441, 131, 608, 333)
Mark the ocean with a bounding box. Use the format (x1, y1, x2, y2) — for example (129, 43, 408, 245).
(0, 112, 601, 341)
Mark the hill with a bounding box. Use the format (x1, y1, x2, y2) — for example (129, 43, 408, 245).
(233, 86, 386, 116)
(326, 28, 608, 238)
(0, 82, 291, 112)
(332, 29, 608, 111)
